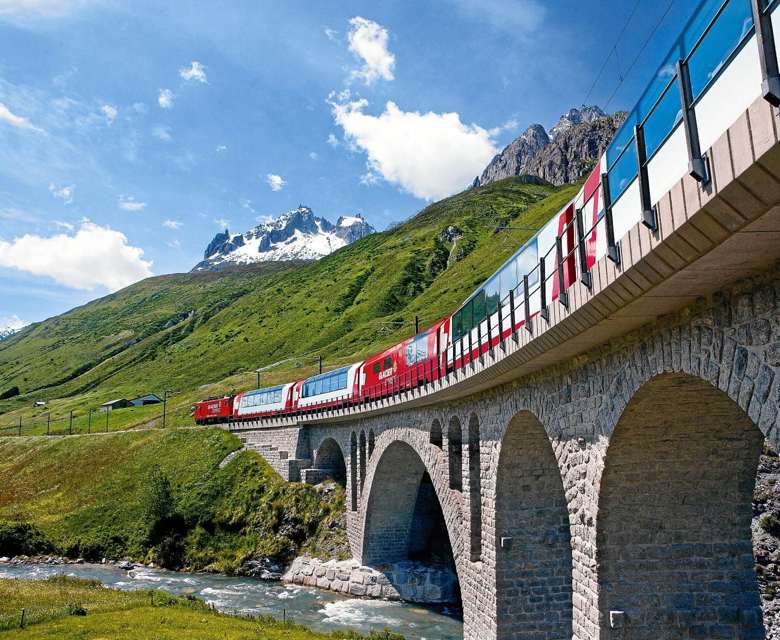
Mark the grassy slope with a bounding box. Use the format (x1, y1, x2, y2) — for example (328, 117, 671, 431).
(0, 178, 578, 431)
(0, 576, 403, 639)
(0, 429, 347, 572)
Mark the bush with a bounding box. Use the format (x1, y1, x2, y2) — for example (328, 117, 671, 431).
(760, 513, 780, 537)
(0, 386, 19, 400)
(0, 521, 53, 556)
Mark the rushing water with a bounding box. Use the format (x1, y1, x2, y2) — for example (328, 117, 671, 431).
(0, 562, 463, 640)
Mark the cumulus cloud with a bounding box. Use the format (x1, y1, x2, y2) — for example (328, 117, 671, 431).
(118, 195, 146, 211)
(0, 221, 153, 291)
(266, 173, 286, 192)
(347, 17, 395, 85)
(0, 101, 43, 132)
(326, 133, 339, 147)
(331, 98, 497, 201)
(179, 60, 207, 83)
(0, 314, 26, 333)
(162, 219, 182, 230)
(48, 182, 75, 204)
(158, 88, 173, 109)
(152, 124, 172, 141)
(100, 103, 117, 124)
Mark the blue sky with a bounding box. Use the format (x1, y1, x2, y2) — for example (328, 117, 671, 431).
(0, 0, 702, 328)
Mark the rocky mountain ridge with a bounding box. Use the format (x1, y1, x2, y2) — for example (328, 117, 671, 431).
(193, 206, 375, 272)
(476, 105, 626, 187)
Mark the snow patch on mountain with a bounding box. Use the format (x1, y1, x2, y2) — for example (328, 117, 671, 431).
(0, 315, 27, 340)
(192, 206, 375, 272)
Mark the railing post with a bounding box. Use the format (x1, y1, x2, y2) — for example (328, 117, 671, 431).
(498, 294, 505, 338)
(539, 258, 549, 322)
(523, 275, 533, 334)
(555, 235, 569, 308)
(633, 125, 658, 232)
(676, 59, 709, 183)
(468, 326, 473, 364)
(485, 307, 492, 352)
(574, 208, 592, 289)
(752, 0, 780, 106)
(509, 288, 517, 333)
(600, 172, 623, 260)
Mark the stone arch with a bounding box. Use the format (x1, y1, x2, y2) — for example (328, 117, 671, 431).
(467, 414, 482, 562)
(495, 409, 572, 639)
(430, 418, 443, 448)
(368, 429, 375, 458)
(448, 416, 463, 491)
(349, 431, 358, 511)
(360, 439, 461, 605)
(359, 430, 367, 492)
(597, 372, 764, 638)
(312, 437, 347, 487)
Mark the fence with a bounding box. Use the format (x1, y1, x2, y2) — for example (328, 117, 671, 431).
(0, 405, 170, 438)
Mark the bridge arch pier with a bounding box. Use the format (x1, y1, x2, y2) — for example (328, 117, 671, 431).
(596, 372, 765, 639)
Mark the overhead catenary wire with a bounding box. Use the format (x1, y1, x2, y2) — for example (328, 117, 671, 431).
(604, 0, 676, 111)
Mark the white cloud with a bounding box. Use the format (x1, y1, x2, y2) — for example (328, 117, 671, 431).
(326, 133, 339, 147)
(359, 169, 379, 186)
(179, 60, 207, 83)
(48, 182, 75, 204)
(216, 144, 227, 152)
(0, 221, 153, 291)
(0, 314, 26, 333)
(331, 98, 497, 201)
(214, 217, 229, 229)
(162, 219, 182, 230)
(158, 88, 173, 109)
(52, 220, 74, 231)
(132, 101, 147, 114)
(0, 101, 43, 132)
(347, 17, 395, 85)
(0, 0, 97, 20)
(447, 0, 545, 33)
(324, 27, 339, 42)
(100, 103, 117, 124)
(166, 238, 181, 249)
(152, 124, 172, 141)
(266, 173, 286, 192)
(118, 195, 146, 211)
(309, 151, 318, 160)
(488, 117, 520, 137)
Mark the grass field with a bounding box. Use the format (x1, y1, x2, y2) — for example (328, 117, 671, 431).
(0, 178, 579, 434)
(0, 429, 348, 572)
(0, 576, 404, 639)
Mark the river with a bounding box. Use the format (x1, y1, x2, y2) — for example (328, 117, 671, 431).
(0, 562, 463, 639)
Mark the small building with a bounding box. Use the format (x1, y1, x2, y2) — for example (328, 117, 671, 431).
(34, 400, 46, 407)
(129, 394, 162, 407)
(99, 398, 131, 413)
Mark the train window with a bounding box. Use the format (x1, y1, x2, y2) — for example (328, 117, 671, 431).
(485, 276, 500, 316)
(515, 241, 539, 287)
(499, 262, 516, 300)
(453, 311, 463, 341)
(463, 300, 474, 335)
(384, 356, 392, 370)
(372, 362, 381, 374)
(339, 371, 348, 389)
(472, 290, 486, 325)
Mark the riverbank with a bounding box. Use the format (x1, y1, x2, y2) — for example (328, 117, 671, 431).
(0, 560, 463, 639)
(0, 574, 408, 639)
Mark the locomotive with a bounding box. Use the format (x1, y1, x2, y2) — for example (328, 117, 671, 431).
(195, 156, 611, 425)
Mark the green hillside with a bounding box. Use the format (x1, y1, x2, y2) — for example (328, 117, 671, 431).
(0, 429, 346, 572)
(0, 178, 578, 429)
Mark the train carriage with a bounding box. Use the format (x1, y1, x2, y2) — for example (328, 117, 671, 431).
(232, 383, 295, 421)
(194, 396, 234, 425)
(292, 363, 362, 412)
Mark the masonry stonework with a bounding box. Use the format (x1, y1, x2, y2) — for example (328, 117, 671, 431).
(235, 267, 780, 639)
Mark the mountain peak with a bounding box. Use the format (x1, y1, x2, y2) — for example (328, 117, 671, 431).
(193, 207, 375, 272)
(475, 105, 623, 188)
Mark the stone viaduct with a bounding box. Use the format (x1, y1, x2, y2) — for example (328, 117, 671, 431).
(227, 21, 780, 640)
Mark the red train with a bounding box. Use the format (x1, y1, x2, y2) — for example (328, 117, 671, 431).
(195, 159, 608, 426)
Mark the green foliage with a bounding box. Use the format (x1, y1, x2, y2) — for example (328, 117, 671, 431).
(0, 387, 18, 400)
(0, 178, 578, 435)
(760, 513, 780, 537)
(0, 522, 53, 557)
(0, 430, 347, 572)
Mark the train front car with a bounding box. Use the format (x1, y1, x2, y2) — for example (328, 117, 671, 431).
(194, 396, 234, 425)
(232, 383, 295, 422)
(360, 319, 449, 401)
(447, 158, 605, 370)
(292, 363, 362, 413)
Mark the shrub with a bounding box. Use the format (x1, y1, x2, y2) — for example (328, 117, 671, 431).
(0, 386, 19, 400)
(0, 521, 53, 556)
